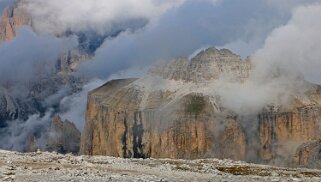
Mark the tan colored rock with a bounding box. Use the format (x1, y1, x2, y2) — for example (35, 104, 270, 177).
(258, 104, 321, 166)
(0, 1, 32, 41)
(80, 48, 321, 170)
(80, 78, 247, 160)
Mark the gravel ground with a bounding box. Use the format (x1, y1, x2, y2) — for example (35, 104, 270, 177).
(0, 150, 320, 181)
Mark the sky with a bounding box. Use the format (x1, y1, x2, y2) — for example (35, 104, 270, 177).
(1, 0, 320, 81)
(0, 0, 13, 14)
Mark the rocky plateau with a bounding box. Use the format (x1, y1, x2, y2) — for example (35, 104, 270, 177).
(80, 47, 321, 170)
(1, 150, 321, 181)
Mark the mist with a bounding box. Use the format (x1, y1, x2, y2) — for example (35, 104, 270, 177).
(23, 0, 185, 35)
(252, 4, 321, 85)
(207, 3, 321, 115)
(80, 0, 297, 78)
(0, 27, 77, 89)
(0, 110, 52, 151)
(1, 0, 321, 153)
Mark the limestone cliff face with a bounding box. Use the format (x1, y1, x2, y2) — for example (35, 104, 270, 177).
(80, 79, 246, 160)
(80, 48, 250, 160)
(44, 115, 81, 154)
(80, 48, 321, 169)
(259, 106, 321, 164)
(0, 1, 32, 41)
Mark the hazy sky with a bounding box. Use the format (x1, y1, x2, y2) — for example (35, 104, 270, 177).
(1, 0, 320, 81)
(0, 0, 13, 13)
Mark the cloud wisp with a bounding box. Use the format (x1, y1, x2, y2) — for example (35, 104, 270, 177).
(23, 0, 185, 35)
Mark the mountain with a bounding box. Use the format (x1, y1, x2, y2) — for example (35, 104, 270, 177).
(80, 48, 321, 169)
(0, 1, 84, 153)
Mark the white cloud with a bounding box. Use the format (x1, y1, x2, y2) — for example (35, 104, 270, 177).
(0, 27, 77, 85)
(252, 4, 321, 85)
(24, 0, 185, 34)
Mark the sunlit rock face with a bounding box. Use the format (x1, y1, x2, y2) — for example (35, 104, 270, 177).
(0, 1, 32, 41)
(80, 48, 321, 169)
(259, 106, 321, 165)
(80, 79, 246, 160)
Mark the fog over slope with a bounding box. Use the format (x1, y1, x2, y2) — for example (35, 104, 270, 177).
(0, 0, 321, 152)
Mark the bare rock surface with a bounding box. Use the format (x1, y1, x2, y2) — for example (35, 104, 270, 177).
(0, 1, 31, 41)
(0, 150, 321, 181)
(149, 47, 251, 82)
(80, 48, 321, 169)
(44, 115, 81, 154)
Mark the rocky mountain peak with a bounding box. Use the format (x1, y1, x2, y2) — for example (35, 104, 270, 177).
(192, 47, 241, 63)
(149, 47, 251, 82)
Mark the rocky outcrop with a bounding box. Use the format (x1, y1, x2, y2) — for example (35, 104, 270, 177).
(292, 140, 321, 169)
(0, 87, 35, 126)
(259, 106, 321, 166)
(149, 48, 251, 82)
(0, 1, 32, 41)
(80, 48, 251, 159)
(80, 79, 247, 160)
(45, 115, 81, 154)
(0, 87, 19, 125)
(80, 48, 321, 169)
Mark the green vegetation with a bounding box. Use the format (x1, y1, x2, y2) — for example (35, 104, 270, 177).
(185, 95, 206, 116)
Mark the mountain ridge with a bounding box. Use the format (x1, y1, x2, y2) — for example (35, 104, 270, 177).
(80, 48, 321, 169)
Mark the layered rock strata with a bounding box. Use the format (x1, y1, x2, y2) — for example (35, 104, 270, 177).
(80, 48, 321, 169)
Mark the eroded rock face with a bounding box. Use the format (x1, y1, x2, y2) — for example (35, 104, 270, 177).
(0, 1, 32, 41)
(80, 49, 251, 160)
(149, 48, 251, 82)
(80, 48, 321, 169)
(291, 140, 321, 168)
(259, 106, 321, 165)
(45, 115, 81, 154)
(80, 79, 246, 160)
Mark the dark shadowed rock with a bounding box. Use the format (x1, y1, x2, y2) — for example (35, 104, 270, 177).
(45, 115, 81, 154)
